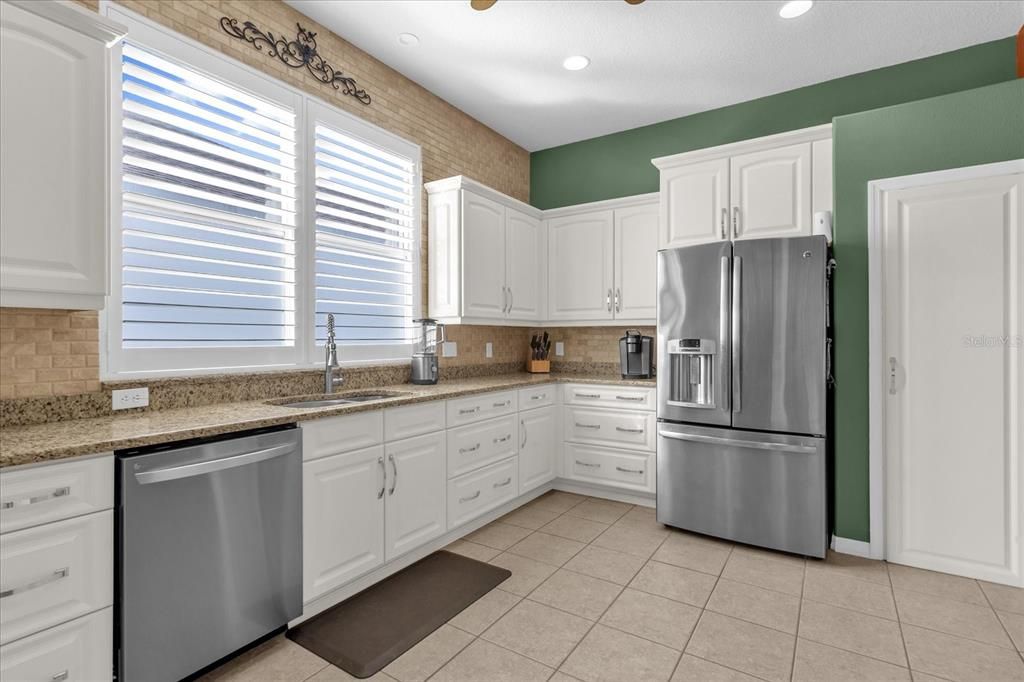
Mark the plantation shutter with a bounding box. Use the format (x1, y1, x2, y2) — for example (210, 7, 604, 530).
(312, 115, 418, 347)
(119, 43, 298, 349)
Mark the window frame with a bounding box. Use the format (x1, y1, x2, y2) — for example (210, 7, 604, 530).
(101, 4, 421, 379)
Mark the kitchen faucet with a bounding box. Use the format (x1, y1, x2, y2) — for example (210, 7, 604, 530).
(324, 313, 344, 393)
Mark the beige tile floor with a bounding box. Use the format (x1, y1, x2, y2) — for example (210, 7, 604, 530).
(203, 491, 1024, 682)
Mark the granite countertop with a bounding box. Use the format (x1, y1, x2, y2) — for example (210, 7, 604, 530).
(0, 373, 655, 468)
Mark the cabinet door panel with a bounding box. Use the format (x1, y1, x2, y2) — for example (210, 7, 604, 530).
(506, 207, 543, 320)
(0, 3, 110, 306)
(614, 203, 658, 320)
(519, 406, 557, 492)
(659, 158, 728, 249)
(730, 142, 811, 240)
(461, 191, 506, 318)
(303, 446, 385, 602)
(547, 211, 614, 321)
(385, 432, 446, 561)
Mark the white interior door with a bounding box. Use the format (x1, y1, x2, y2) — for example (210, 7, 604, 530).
(461, 191, 506, 318)
(505, 207, 543, 320)
(613, 202, 659, 320)
(730, 142, 811, 240)
(658, 158, 729, 249)
(547, 211, 614, 321)
(882, 169, 1023, 586)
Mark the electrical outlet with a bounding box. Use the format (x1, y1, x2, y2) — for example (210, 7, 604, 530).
(555, 342, 565, 357)
(441, 341, 457, 358)
(485, 342, 493, 358)
(112, 387, 149, 410)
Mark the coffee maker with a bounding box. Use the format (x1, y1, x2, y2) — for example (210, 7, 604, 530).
(411, 318, 445, 385)
(619, 329, 653, 379)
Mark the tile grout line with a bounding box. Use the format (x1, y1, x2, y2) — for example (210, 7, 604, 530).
(885, 560, 915, 675)
(669, 542, 735, 680)
(788, 557, 807, 681)
(976, 577, 1023, 655)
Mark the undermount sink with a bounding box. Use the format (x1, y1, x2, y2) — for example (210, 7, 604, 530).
(270, 391, 409, 409)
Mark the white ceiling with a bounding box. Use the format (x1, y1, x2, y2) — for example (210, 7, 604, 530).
(286, 0, 1023, 151)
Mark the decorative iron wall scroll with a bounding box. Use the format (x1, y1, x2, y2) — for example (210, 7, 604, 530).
(220, 17, 371, 105)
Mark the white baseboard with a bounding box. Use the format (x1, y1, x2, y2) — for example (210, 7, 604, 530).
(552, 479, 655, 507)
(831, 535, 873, 559)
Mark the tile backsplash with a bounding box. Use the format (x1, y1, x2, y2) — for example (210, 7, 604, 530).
(0, 309, 100, 399)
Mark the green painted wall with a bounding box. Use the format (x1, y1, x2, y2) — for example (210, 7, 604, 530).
(530, 37, 1016, 210)
(831, 78, 1024, 540)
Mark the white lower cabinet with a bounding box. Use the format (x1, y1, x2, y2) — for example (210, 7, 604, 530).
(564, 442, 655, 493)
(385, 432, 447, 561)
(0, 607, 112, 682)
(447, 457, 518, 529)
(518, 406, 557, 493)
(303, 446, 386, 603)
(447, 415, 517, 478)
(563, 406, 655, 452)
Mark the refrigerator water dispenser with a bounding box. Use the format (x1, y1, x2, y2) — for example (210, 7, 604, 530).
(666, 338, 716, 408)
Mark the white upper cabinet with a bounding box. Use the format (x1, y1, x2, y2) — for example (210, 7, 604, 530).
(730, 142, 811, 241)
(614, 202, 659, 320)
(659, 158, 729, 249)
(426, 177, 544, 325)
(0, 2, 125, 310)
(547, 210, 615, 321)
(462, 191, 507, 318)
(505, 207, 544, 320)
(653, 124, 832, 250)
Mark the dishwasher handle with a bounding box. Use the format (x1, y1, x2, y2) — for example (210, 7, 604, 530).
(133, 443, 296, 485)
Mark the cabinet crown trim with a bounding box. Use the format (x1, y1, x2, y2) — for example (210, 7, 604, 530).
(424, 175, 541, 219)
(651, 123, 832, 171)
(541, 192, 659, 219)
(6, 0, 127, 45)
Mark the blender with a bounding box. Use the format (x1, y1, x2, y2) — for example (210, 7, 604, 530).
(411, 318, 445, 384)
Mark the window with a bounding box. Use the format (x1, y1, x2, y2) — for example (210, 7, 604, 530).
(105, 9, 420, 377)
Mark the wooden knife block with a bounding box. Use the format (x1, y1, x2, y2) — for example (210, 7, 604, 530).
(526, 359, 550, 374)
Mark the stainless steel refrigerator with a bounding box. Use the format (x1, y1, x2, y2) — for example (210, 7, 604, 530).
(656, 236, 830, 558)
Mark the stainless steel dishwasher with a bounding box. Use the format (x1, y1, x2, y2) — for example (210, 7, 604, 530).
(117, 425, 302, 682)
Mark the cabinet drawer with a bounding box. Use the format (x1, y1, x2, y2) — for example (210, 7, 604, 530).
(446, 390, 517, 427)
(0, 607, 112, 682)
(518, 385, 555, 409)
(447, 457, 518, 530)
(301, 411, 383, 462)
(564, 407, 655, 452)
(0, 511, 113, 645)
(564, 443, 654, 493)
(1, 455, 113, 534)
(447, 415, 517, 478)
(385, 401, 445, 442)
(562, 384, 654, 411)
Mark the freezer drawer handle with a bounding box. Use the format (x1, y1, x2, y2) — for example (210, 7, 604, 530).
(0, 567, 70, 599)
(575, 422, 601, 430)
(615, 466, 643, 474)
(614, 395, 644, 402)
(459, 443, 481, 454)
(493, 477, 512, 488)
(134, 444, 294, 484)
(615, 426, 644, 434)
(575, 460, 601, 468)
(1, 486, 70, 509)
(459, 490, 481, 504)
(658, 430, 817, 454)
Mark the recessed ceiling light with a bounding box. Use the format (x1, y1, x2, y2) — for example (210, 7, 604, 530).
(779, 0, 813, 18)
(562, 55, 590, 71)
(398, 32, 419, 46)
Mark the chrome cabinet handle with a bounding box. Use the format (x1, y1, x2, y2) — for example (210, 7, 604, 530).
(531, 393, 545, 401)
(606, 289, 612, 312)
(732, 207, 739, 238)
(459, 443, 481, 454)
(615, 466, 643, 474)
(51, 671, 69, 682)
(388, 454, 397, 495)
(459, 490, 481, 504)
(521, 419, 527, 448)
(1, 486, 70, 510)
(493, 434, 511, 443)
(575, 460, 600, 468)
(0, 567, 70, 599)
(616, 426, 643, 433)
(720, 207, 728, 240)
(615, 288, 621, 313)
(459, 406, 480, 415)
(377, 457, 385, 499)
(508, 288, 513, 314)
(493, 400, 511, 408)
(614, 395, 644, 402)
(501, 286, 508, 314)
(493, 477, 512, 488)
(575, 392, 600, 399)
(574, 422, 601, 429)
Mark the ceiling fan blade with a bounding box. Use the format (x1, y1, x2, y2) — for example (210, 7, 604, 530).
(470, 0, 497, 10)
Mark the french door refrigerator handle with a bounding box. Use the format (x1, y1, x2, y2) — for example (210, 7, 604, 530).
(657, 430, 817, 454)
(134, 443, 295, 484)
(720, 256, 730, 412)
(732, 256, 741, 413)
